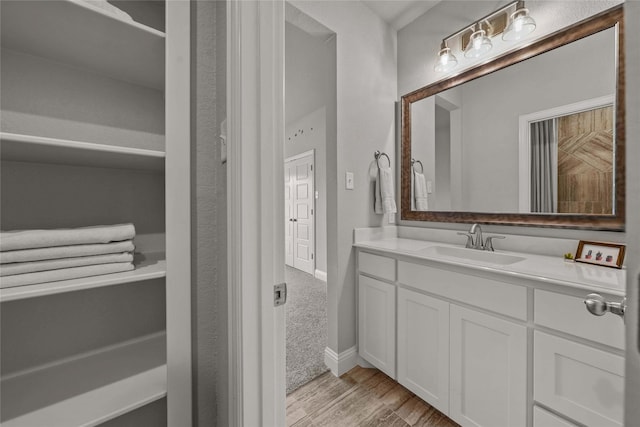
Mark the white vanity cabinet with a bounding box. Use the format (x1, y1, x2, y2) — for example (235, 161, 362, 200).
(449, 305, 527, 427)
(533, 289, 625, 427)
(356, 245, 625, 427)
(358, 275, 396, 378)
(357, 252, 397, 378)
(397, 287, 449, 414)
(396, 261, 527, 427)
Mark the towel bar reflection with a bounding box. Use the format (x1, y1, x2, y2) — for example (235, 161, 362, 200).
(374, 150, 391, 168)
(411, 158, 424, 173)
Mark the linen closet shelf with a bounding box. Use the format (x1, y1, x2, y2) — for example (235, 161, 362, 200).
(0, 0, 183, 424)
(0, 133, 165, 171)
(0, 0, 165, 89)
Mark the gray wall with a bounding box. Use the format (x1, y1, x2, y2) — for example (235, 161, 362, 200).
(289, 0, 397, 353)
(191, 0, 227, 426)
(397, 0, 625, 243)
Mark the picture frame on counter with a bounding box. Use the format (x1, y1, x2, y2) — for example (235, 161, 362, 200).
(575, 240, 626, 269)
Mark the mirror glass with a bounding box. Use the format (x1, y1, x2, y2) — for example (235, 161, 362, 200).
(402, 7, 624, 229)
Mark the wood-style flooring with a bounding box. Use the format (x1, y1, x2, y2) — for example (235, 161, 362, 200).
(286, 366, 459, 427)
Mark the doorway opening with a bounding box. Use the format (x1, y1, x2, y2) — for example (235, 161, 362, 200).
(284, 3, 336, 397)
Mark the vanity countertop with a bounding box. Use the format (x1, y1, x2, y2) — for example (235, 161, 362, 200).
(354, 237, 626, 297)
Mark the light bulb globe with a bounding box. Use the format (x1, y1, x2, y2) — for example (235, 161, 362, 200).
(464, 29, 492, 59)
(434, 47, 458, 72)
(503, 9, 536, 41)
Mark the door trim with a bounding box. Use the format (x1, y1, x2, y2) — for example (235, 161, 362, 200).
(286, 149, 315, 163)
(228, 0, 286, 425)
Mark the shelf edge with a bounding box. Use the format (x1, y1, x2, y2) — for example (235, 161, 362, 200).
(1, 132, 165, 159)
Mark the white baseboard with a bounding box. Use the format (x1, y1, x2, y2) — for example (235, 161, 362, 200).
(314, 269, 327, 282)
(324, 346, 357, 377)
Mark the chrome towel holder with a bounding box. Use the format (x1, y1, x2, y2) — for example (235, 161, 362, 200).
(411, 158, 424, 173)
(374, 150, 391, 168)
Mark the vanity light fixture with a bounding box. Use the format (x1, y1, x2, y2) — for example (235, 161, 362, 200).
(503, 0, 536, 41)
(433, 0, 536, 72)
(464, 22, 492, 59)
(434, 41, 458, 72)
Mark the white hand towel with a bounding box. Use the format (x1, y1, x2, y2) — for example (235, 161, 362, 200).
(413, 170, 429, 211)
(0, 224, 135, 252)
(0, 252, 134, 277)
(374, 166, 397, 215)
(0, 262, 135, 289)
(0, 240, 135, 264)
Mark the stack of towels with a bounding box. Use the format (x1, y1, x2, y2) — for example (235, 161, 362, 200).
(0, 224, 136, 288)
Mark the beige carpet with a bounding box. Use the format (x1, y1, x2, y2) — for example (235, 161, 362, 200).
(286, 265, 329, 394)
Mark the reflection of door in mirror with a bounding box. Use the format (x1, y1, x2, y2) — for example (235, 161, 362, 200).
(519, 96, 614, 215)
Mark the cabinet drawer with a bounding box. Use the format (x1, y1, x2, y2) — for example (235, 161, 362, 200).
(534, 290, 624, 350)
(358, 252, 396, 282)
(533, 407, 578, 427)
(534, 331, 624, 427)
(398, 261, 526, 320)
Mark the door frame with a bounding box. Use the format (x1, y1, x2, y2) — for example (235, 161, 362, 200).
(285, 149, 316, 273)
(227, 0, 286, 425)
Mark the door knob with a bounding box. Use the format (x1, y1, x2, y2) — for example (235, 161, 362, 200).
(584, 293, 626, 320)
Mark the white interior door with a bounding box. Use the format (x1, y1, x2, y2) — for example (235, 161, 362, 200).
(285, 151, 315, 274)
(285, 163, 294, 266)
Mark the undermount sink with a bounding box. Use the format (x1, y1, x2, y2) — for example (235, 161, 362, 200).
(419, 245, 526, 266)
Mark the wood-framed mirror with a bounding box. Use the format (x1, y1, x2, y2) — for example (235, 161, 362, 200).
(401, 5, 624, 230)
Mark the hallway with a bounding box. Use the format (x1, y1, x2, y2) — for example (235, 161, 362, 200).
(286, 266, 328, 394)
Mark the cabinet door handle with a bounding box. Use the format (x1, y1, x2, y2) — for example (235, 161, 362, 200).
(584, 293, 626, 320)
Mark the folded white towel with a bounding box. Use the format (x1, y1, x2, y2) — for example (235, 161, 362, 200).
(0, 240, 135, 264)
(413, 171, 429, 211)
(0, 262, 135, 288)
(0, 224, 135, 252)
(0, 252, 133, 277)
(375, 166, 397, 214)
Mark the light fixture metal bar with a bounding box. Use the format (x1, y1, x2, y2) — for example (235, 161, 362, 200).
(441, 0, 520, 44)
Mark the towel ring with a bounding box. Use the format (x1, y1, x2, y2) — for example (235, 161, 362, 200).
(411, 158, 424, 173)
(374, 150, 391, 168)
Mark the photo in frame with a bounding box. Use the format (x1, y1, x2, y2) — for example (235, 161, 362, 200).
(575, 240, 626, 269)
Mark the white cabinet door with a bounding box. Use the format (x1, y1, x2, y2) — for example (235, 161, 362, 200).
(358, 275, 396, 378)
(397, 287, 449, 415)
(534, 331, 624, 427)
(450, 305, 527, 427)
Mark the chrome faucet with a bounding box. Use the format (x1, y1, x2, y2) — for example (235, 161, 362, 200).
(457, 223, 505, 251)
(469, 223, 484, 250)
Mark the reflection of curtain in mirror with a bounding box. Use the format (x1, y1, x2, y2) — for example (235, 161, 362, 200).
(531, 119, 558, 213)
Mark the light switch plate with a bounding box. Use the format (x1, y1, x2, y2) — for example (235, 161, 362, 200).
(315, 191, 319, 199)
(427, 180, 433, 194)
(345, 172, 354, 190)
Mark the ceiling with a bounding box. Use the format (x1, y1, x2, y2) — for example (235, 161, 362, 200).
(361, 0, 441, 30)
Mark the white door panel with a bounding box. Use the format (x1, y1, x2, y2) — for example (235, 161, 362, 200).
(284, 163, 294, 266)
(285, 151, 315, 274)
